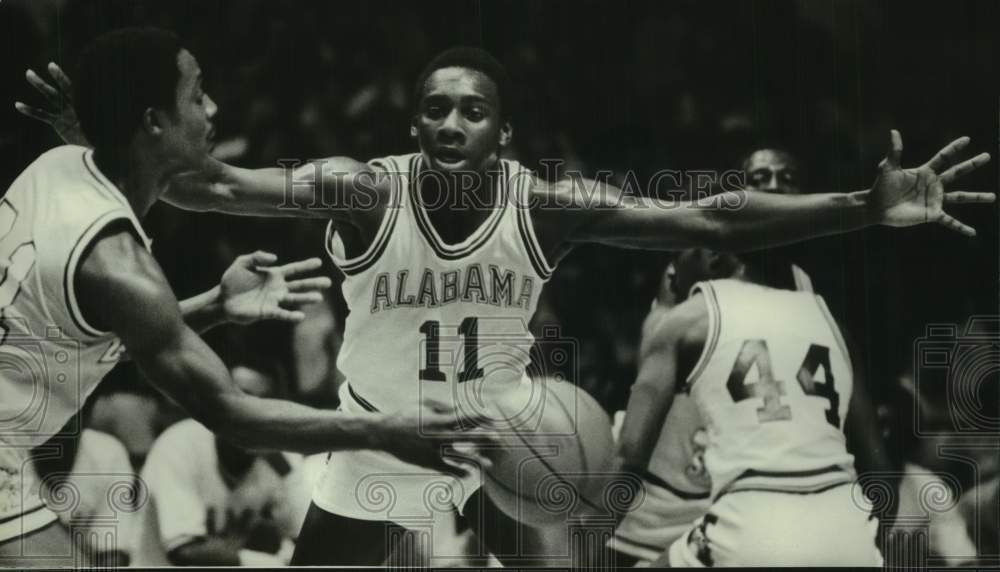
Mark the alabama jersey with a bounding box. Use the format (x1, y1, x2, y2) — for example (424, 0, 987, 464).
(315, 153, 556, 523)
(687, 279, 855, 499)
(325, 153, 552, 412)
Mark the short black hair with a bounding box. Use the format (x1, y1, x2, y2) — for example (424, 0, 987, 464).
(738, 247, 799, 291)
(413, 46, 513, 121)
(74, 27, 183, 153)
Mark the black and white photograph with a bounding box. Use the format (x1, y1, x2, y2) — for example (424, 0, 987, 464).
(0, 0, 998, 568)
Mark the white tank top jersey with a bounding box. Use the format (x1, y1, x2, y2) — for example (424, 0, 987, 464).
(0, 145, 152, 446)
(325, 153, 554, 411)
(686, 279, 856, 500)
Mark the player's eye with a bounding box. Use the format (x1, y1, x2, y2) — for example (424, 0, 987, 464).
(466, 107, 486, 121)
(749, 170, 770, 185)
(779, 171, 799, 184)
(425, 105, 445, 119)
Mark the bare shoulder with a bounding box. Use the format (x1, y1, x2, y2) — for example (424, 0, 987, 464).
(307, 155, 393, 239)
(76, 222, 175, 334)
(642, 292, 709, 356)
(77, 223, 160, 289)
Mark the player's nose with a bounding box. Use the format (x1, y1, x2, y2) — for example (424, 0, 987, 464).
(204, 93, 219, 120)
(438, 110, 464, 140)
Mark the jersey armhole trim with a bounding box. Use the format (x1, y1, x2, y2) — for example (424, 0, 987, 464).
(684, 282, 720, 392)
(64, 211, 139, 338)
(515, 171, 554, 280)
(325, 157, 403, 276)
(813, 295, 853, 374)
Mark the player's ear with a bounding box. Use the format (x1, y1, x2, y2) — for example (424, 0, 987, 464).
(409, 122, 418, 139)
(498, 121, 513, 148)
(707, 251, 737, 278)
(142, 107, 165, 136)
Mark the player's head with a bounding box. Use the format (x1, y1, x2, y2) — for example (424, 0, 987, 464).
(74, 27, 217, 167)
(741, 148, 802, 195)
(670, 247, 799, 301)
(411, 47, 513, 174)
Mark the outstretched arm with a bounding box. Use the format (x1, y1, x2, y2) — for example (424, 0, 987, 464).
(162, 156, 384, 220)
(535, 131, 992, 259)
(16, 63, 384, 221)
(76, 224, 494, 471)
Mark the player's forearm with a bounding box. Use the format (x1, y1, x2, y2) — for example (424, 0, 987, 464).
(211, 391, 385, 455)
(179, 286, 226, 333)
(138, 331, 383, 455)
(616, 383, 674, 473)
(571, 185, 873, 251)
(190, 159, 364, 219)
(707, 189, 875, 251)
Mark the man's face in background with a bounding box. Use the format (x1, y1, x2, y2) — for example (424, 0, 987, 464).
(744, 149, 801, 195)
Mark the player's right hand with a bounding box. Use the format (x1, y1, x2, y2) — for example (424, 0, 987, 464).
(15, 63, 89, 147)
(373, 400, 499, 478)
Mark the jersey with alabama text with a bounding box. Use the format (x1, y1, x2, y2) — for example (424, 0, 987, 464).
(325, 153, 554, 411)
(687, 279, 856, 499)
(0, 145, 152, 446)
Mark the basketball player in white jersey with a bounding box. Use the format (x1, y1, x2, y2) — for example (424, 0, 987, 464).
(20, 45, 994, 566)
(615, 244, 887, 566)
(2, 29, 494, 567)
(610, 147, 812, 566)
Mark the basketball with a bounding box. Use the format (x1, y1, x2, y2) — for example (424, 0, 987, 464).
(481, 377, 617, 527)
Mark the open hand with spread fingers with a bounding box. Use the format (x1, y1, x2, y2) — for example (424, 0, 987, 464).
(220, 251, 332, 324)
(15, 63, 89, 147)
(870, 130, 993, 236)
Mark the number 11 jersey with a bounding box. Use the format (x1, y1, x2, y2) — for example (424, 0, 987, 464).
(686, 279, 856, 500)
(325, 154, 554, 411)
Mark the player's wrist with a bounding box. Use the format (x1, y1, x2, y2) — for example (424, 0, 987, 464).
(836, 189, 878, 228)
(203, 284, 228, 323)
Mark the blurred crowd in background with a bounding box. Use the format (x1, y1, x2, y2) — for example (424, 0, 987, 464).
(1, 0, 998, 566)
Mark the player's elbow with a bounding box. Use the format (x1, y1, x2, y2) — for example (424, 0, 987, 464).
(192, 390, 254, 442)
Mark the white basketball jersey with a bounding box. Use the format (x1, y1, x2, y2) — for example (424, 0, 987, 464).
(0, 146, 151, 446)
(687, 279, 855, 499)
(325, 154, 554, 411)
(613, 393, 711, 562)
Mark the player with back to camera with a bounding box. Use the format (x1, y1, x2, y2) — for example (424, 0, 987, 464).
(615, 240, 896, 565)
(20, 39, 994, 566)
(1, 28, 494, 567)
(609, 146, 892, 565)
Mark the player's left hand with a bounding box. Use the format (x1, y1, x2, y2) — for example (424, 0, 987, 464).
(15, 63, 90, 147)
(870, 130, 994, 236)
(220, 251, 332, 324)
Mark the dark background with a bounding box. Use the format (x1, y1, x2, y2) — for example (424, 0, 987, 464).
(1, 0, 997, 420)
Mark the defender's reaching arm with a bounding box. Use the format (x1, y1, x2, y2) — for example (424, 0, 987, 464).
(75, 222, 493, 472)
(530, 131, 992, 264)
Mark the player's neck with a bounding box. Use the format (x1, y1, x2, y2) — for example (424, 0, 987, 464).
(418, 167, 501, 231)
(92, 148, 174, 219)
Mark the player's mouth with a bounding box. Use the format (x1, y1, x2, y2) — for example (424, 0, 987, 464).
(434, 147, 466, 165)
